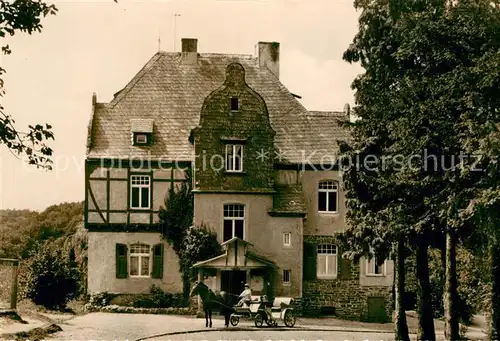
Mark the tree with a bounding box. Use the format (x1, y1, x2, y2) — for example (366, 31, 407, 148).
(179, 225, 222, 283)
(158, 168, 193, 253)
(459, 43, 500, 338)
(158, 168, 223, 297)
(1, 0, 57, 169)
(158, 169, 193, 296)
(339, 141, 411, 340)
(342, 1, 500, 340)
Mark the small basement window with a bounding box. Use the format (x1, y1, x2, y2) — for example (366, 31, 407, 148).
(230, 97, 239, 111)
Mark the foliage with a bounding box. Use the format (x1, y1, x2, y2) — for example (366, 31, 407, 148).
(0, 202, 84, 259)
(158, 168, 193, 253)
(85, 292, 116, 309)
(132, 285, 187, 308)
(19, 246, 80, 309)
(158, 169, 222, 293)
(1, 202, 87, 309)
(1, 0, 57, 168)
(178, 225, 223, 281)
(87, 305, 195, 315)
(342, 0, 500, 338)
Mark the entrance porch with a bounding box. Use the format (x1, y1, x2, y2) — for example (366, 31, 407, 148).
(192, 237, 277, 308)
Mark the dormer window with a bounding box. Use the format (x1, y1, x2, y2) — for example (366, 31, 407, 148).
(134, 133, 148, 145)
(230, 97, 239, 111)
(130, 119, 154, 146)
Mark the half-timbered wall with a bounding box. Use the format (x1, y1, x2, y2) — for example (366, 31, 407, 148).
(85, 162, 189, 228)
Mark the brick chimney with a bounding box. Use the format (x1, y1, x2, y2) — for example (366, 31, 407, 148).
(181, 38, 198, 64)
(258, 42, 280, 79)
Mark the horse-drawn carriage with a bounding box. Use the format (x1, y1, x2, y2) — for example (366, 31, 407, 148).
(229, 295, 296, 328)
(190, 281, 297, 328)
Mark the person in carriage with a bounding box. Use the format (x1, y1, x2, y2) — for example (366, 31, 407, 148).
(236, 283, 252, 307)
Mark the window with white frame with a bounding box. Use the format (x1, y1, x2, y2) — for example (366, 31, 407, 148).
(317, 244, 337, 278)
(130, 175, 150, 209)
(283, 269, 291, 284)
(129, 243, 150, 277)
(283, 232, 291, 247)
(225, 144, 243, 172)
(318, 180, 338, 213)
(366, 255, 385, 276)
(223, 204, 244, 241)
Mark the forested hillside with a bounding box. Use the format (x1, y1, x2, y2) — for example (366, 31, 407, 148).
(0, 202, 84, 259)
(0, 202, 87, 308)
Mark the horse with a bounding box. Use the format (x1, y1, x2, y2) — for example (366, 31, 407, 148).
(189, 280, 234, 328)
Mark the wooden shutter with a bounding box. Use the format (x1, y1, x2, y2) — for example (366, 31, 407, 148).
(151, 243, 164, 279)
(116, 243, 128, 278)
(303, 242, 317, 280)
(340, 257, 352, 280)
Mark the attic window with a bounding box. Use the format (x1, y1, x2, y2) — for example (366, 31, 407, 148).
(130, 119, 154, 146)
(135, 133, 148, 145)
(230, 97, 239, 111)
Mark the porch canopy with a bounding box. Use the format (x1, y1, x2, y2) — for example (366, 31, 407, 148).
(192, 237, 276, 270)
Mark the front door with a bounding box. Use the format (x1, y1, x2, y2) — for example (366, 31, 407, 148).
(221, 270, 247, 306)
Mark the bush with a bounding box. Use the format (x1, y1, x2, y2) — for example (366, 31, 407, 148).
(86, 292, 115, 308)
(20, 247, 80, 309)
(133, 285, 187, 308)
(179, 225, 222, 281)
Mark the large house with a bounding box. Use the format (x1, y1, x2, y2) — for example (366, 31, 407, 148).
(84, 38, 394, 321)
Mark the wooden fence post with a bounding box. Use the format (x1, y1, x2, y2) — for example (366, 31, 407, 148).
(10, 259, 19, 310)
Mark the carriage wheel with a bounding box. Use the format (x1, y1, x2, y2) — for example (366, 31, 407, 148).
(230, 315, 239, 326)
(284, 310, 296, 327)
(254, 313, 264, 327)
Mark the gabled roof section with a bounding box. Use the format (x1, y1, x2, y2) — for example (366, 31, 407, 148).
(303, 111, 351, 159)
(221, 236, 253, 247)
(245, 250, 277, 268)
(86, 51, 350, 164)
(110, 53, 164, 108)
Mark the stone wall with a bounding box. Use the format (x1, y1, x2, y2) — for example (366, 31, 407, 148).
(192, 63, 275, 192)
(302, 235, 393, 321)
(302, 276, 393, 321)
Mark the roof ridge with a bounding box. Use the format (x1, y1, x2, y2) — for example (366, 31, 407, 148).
(109, 52, 164, 108)
(308, 110, 345, 114)
(156, 51, 255, 59)
(200, 52, 255, 59)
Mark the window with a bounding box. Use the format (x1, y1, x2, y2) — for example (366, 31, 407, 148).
(223, 204, 244, 241)
(283, 269, 291, 284)
(225, 144, 243, 172)
(230, 97, 239, 111)
(283, 232, 291, 247)
(135, 133, 148, 144)
(130, 244, 150, 277)
(130, 175, 150, 209)
(366, 256, 385, 276)
(318, 180, 338, 213)
(317, 244, 337, 278)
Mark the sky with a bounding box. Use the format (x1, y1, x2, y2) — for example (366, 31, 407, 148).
(0, 0, 363, 211)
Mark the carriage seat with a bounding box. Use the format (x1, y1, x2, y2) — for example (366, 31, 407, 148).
(271, 297, 294, 312)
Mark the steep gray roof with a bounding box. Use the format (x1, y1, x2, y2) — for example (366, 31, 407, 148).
(86, 52, 348, 164)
